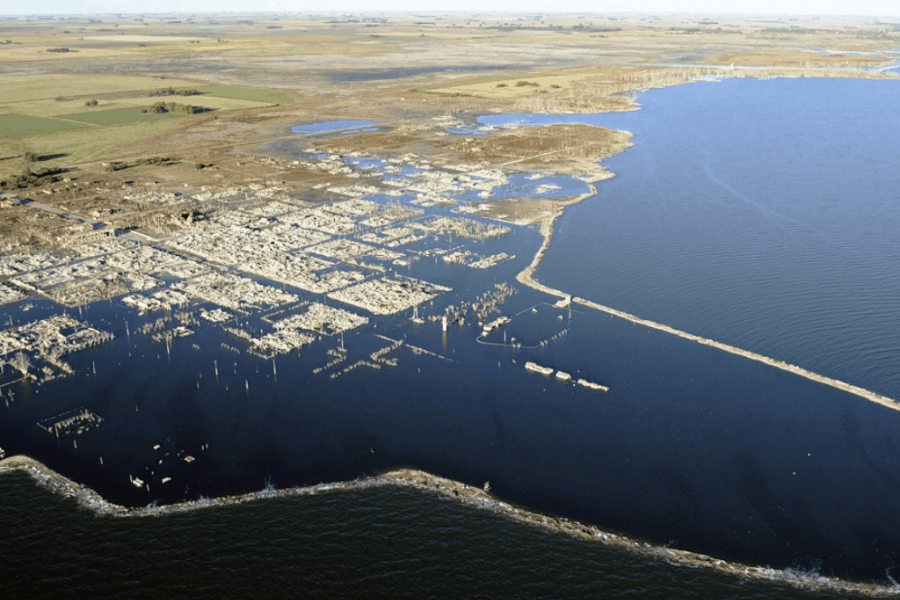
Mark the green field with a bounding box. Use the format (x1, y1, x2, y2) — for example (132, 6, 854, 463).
(116, 95, 277, 111)
(1, 74, 202, 103)
(59, 109, 182, 126)
(0, 76, 288, 124)
(0, 74, 293, 175)
(0, 118, 194, 174)
(0, 113, 86, 138)
(197, 85, 296, 105)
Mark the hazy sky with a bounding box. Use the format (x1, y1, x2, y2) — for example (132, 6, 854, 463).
(4, 0, 899, 17)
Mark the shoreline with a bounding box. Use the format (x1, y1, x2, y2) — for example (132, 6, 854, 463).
(1, 454, 897, 597)
(514, 180, 603, 296)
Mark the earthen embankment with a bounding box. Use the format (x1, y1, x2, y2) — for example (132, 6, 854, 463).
(1, 456, 896, 596)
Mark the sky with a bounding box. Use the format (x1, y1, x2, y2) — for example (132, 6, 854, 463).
(3, 0, 898, 17)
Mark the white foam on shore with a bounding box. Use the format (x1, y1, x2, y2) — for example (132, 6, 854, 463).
(2, 455, 897, 597)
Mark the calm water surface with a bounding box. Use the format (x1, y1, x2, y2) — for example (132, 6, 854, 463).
(484, 78, 900, 398)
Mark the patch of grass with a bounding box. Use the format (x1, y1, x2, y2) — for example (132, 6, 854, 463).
(515, 80, 540, 87)
(0, 75, 296, 174)
(125, 41, 230, 56)
(116, 95, 272, 112)
(1, 118, 193, 170)
(1, 74, 201, 103)
(193, 85, 296, 104)
(59, 109, 181, 126)
(3, 75, 293, 133)
(0, 113, 85, 138)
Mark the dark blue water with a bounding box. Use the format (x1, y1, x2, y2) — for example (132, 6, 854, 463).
(3, 471, 859, 600)
(483, 78, 900, 400)
(5, 78, 900, 594)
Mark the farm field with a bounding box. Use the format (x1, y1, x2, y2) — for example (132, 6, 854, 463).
(191, 85, 296, 105)
(0, 113, 86, 138)
(0, 74, 202, 102)
(0, 72, 296, 171)
(0, 117, 196, 169)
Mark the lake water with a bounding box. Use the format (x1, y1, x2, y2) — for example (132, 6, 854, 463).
(3, 77, 900, 594)
(483, 77, 900, 399)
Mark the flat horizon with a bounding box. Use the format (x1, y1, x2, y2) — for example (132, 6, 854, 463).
(1, 11, 897, 17)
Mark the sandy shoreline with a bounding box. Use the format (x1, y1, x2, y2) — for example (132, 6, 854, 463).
(514, 182, 599, 298)
(1, 454, 896, 596)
